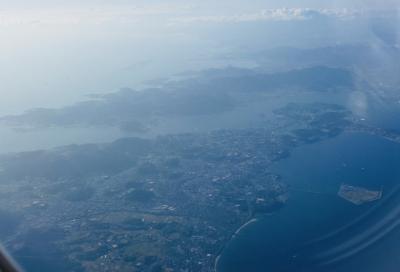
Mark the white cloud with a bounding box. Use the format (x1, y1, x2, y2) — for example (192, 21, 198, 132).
(348, 91, 368, 117)
(169, 8, 363, 24)
(0, 5, 395, 27)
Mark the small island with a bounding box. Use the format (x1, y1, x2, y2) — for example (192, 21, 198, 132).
(338, 184, 382, 205)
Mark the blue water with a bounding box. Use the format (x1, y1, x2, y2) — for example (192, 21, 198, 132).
(365, 100, 400, 131)
(218, 132, 400, 272)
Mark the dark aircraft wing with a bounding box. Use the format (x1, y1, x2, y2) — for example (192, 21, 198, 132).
(0, 246, 21, 272)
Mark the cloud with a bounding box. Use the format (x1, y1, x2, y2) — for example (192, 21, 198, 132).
(169, 8, 363, 24)
(0, 4, 395, 27)
(348, 91, 368, 117)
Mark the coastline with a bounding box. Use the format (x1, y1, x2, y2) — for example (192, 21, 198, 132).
(234, 218, 259, 236)
(214, 218, 259, 272)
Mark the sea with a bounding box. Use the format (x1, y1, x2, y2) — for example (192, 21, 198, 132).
(217, 131, 400, 272)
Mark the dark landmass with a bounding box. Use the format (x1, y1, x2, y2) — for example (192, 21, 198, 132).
(250, 45, 374, 69)
(338, 184, 382, 205)
(0, 66, 353, 133)
(0, 102, 368, 272)
(1, 102, 397, 271)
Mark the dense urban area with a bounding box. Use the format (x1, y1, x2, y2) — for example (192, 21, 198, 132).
(0, 102, 397, 271)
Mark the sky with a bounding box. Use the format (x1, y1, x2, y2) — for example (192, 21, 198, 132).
(0, 0, 398, 8)
(0, 1, 398, 115)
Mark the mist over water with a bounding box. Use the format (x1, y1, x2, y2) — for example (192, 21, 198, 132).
(0, 2, 399, 272)
(1, 1, 397, 115)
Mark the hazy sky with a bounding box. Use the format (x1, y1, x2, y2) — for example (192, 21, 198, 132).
(0, 1, 398, 115)
(1, 0, 398, 8)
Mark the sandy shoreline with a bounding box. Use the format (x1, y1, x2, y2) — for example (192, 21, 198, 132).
(214, 218, 259, 271)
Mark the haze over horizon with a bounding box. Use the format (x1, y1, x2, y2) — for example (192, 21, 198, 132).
(0, 2, 400, 272)
(0, 0, 398, 115)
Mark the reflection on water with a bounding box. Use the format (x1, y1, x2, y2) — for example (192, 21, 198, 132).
(218, 132, 400, 272)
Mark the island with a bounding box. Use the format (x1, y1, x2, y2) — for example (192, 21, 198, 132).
(338, 184, 382, 205)
(0, 102, 395, 271)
